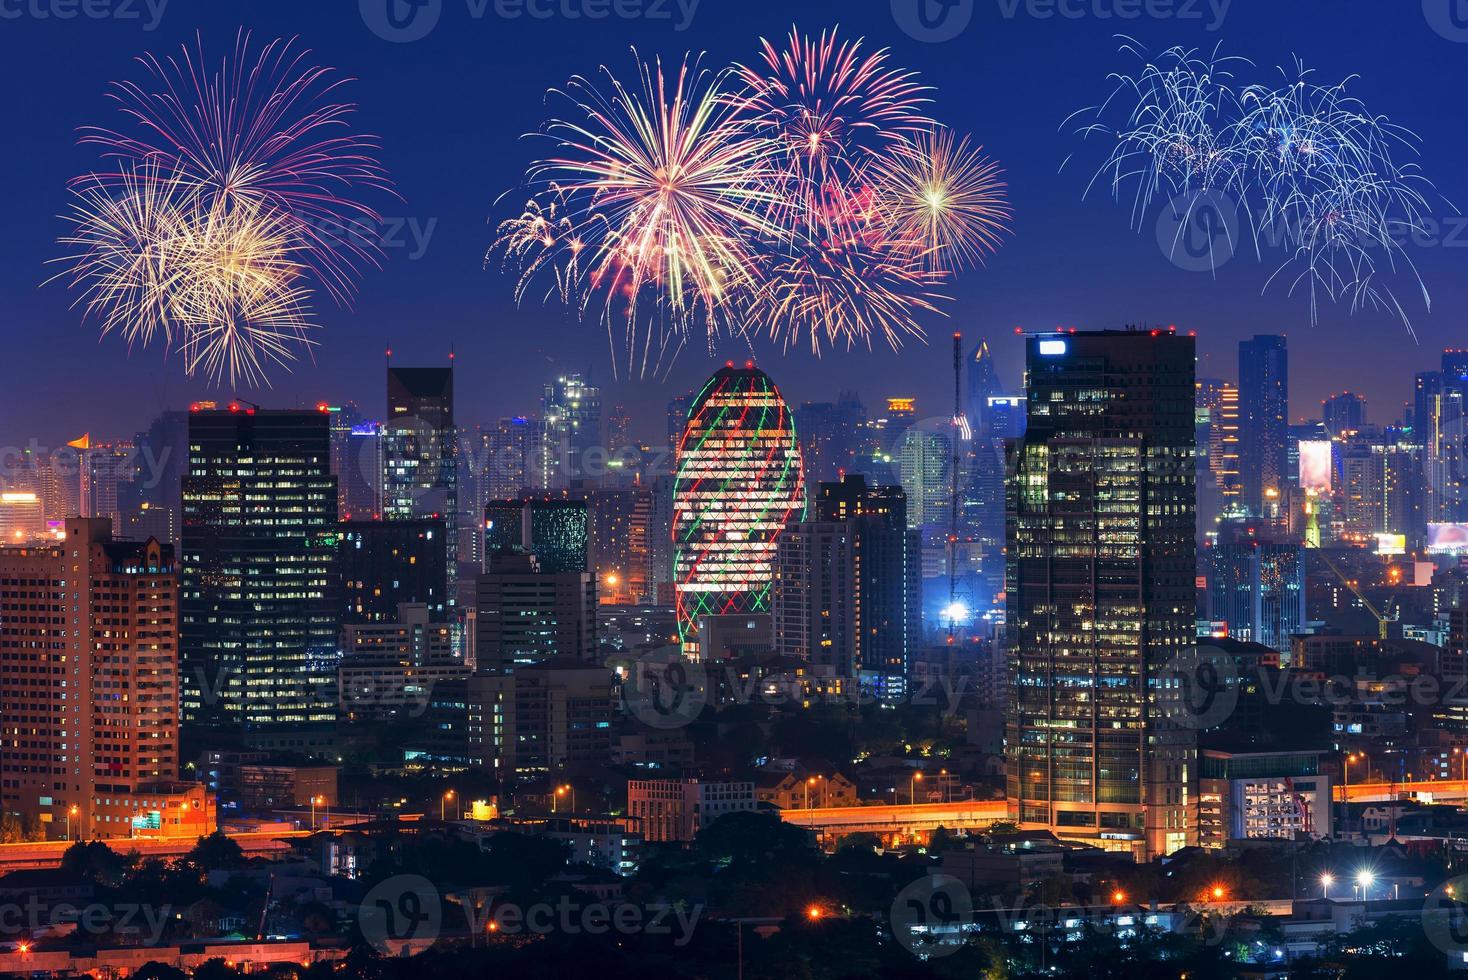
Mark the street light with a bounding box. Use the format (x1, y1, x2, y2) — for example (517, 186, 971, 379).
(66, 804, 78, 842)
(1356, 870, 1375, 901)
(310, 795, 324, 828)
(555, 784, 575, 813)
(1320, 873, 1334, 900)
(805, 776, 823, 809)
(910, 772, 923, 806)
(441, 789, 455, 822)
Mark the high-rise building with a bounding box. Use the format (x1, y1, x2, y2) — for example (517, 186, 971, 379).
(1322, 392, 1367, 438)
(0, 518, 208, 840)
(0, 492, 45, 543)
(1007, 329, 1197, 859)
(467, 662, 615, 778)
(78, 439, 135, 531)
(122, 409, 189, 545)
(339, 519, 448, 624)
(588, 488, 653, 604)
(383, 366, 458, 598)
(485, 496, 590, 574)
(1207, 538, 1307, 653)
(537, 373, 601, 488)
(774, 476, 921, 693)
(1196, 379, 1242, 528)
(181, 407, 340, 729)
(672, 362, 805, 653)
(335, 411, 383, 521)
(796, 395, 866, 503)
(475, 554, 596, 672)
(340, 602, 465, 722)
(1239, 335, 1289, 517)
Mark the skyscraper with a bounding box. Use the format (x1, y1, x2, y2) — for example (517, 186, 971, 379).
(383, 366, 458, 598)
(1207, 537, 1307, 654)
(1322, 392, 1367, 438)
(1239, 335, 1289, 517)
(475, 554, 597, 672)
(1007, 329, 1197, 859)
(122, 409, 189, 545)
(485, 496, 589, 574)
(181, 407, 340, 729)
(537, 373, 601, 488)
(0, 518, 206, 840)
(774, 475, 920, 696)
(339, 519, 448, 624)
(673, 363, 805, 654)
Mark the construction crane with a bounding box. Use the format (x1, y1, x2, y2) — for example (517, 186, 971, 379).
(1313, 547, 1393, 640)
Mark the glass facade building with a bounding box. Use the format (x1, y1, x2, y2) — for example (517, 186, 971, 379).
(181, 407, 340, 729)
(673, 363, 805, 654)
(1006, 330, 1198, 859)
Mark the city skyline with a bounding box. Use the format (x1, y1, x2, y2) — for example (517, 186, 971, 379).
(4, 2, 1468, 446)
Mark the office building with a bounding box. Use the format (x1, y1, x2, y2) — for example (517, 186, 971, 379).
(181, 407, 340, 729)
(1239, 335, 1289, 517)
(339, 519, 448, 624)
(1206, 538, 1307, 654)
(626, 779, 756, 842)
(485, 496, 589, 574)
(467, 661, 615, 779)
(673, 362, 805, 653)
(383, 366, 458, 598)
(537, 373, 601, 488)
(475, 554, 596, 672)
(0, 518, 208, 840)
(340, 602, 465, 722)
(1007, 329, 1197, 859)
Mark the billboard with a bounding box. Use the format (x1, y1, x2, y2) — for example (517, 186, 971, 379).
(1298, 440, 1333, 492)
(1428, 523, 1468, 555)
(1375, 533, 1407, 556)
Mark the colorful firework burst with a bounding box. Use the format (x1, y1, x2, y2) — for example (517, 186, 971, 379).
(1070, 40, 1446, 330)
(876, 128, 1011, 272)
(494, 30, 1009, 369)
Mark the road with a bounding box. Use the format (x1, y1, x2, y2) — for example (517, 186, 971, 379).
(0, 830, 310, 871)
(778, 799, 1008, 839)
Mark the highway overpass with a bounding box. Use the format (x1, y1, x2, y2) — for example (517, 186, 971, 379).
(778, 799, 1009, 842)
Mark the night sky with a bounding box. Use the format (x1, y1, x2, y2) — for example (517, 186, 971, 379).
(3, 0, 1466, 447)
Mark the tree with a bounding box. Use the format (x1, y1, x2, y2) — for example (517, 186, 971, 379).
(184, 830, 246, 873)
(60, 839, 129, 885)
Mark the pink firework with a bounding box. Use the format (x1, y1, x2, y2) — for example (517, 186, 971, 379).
(79, 30, 393, 303)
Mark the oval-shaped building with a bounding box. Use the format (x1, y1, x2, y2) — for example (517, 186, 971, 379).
(673, 362, 805, 656)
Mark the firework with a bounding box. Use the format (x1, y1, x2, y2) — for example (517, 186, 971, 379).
(81, 31, 391, 301)
(1067, 41, 1249, 228)
(1070, 41, 1444, 329)
(736, 26, 934, 184)
(56, 171, 313, 387)
(496, 52, 785, 376)
(494, 32, 1008, 369)
(55, 33, 390, 386)
(56, 167, 192, 352)
(876, 128, 1011, 272)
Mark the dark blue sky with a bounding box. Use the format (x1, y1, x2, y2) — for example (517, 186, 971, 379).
(3, 0, 1465, 445)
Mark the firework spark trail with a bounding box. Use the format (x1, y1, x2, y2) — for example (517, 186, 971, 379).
(54, 32, 391, 388)
(80, 30, 393, 302)
(1069, 39, 1447, 331)
(875, 128, 1011, 273)
(492, 29, 1010, 371)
